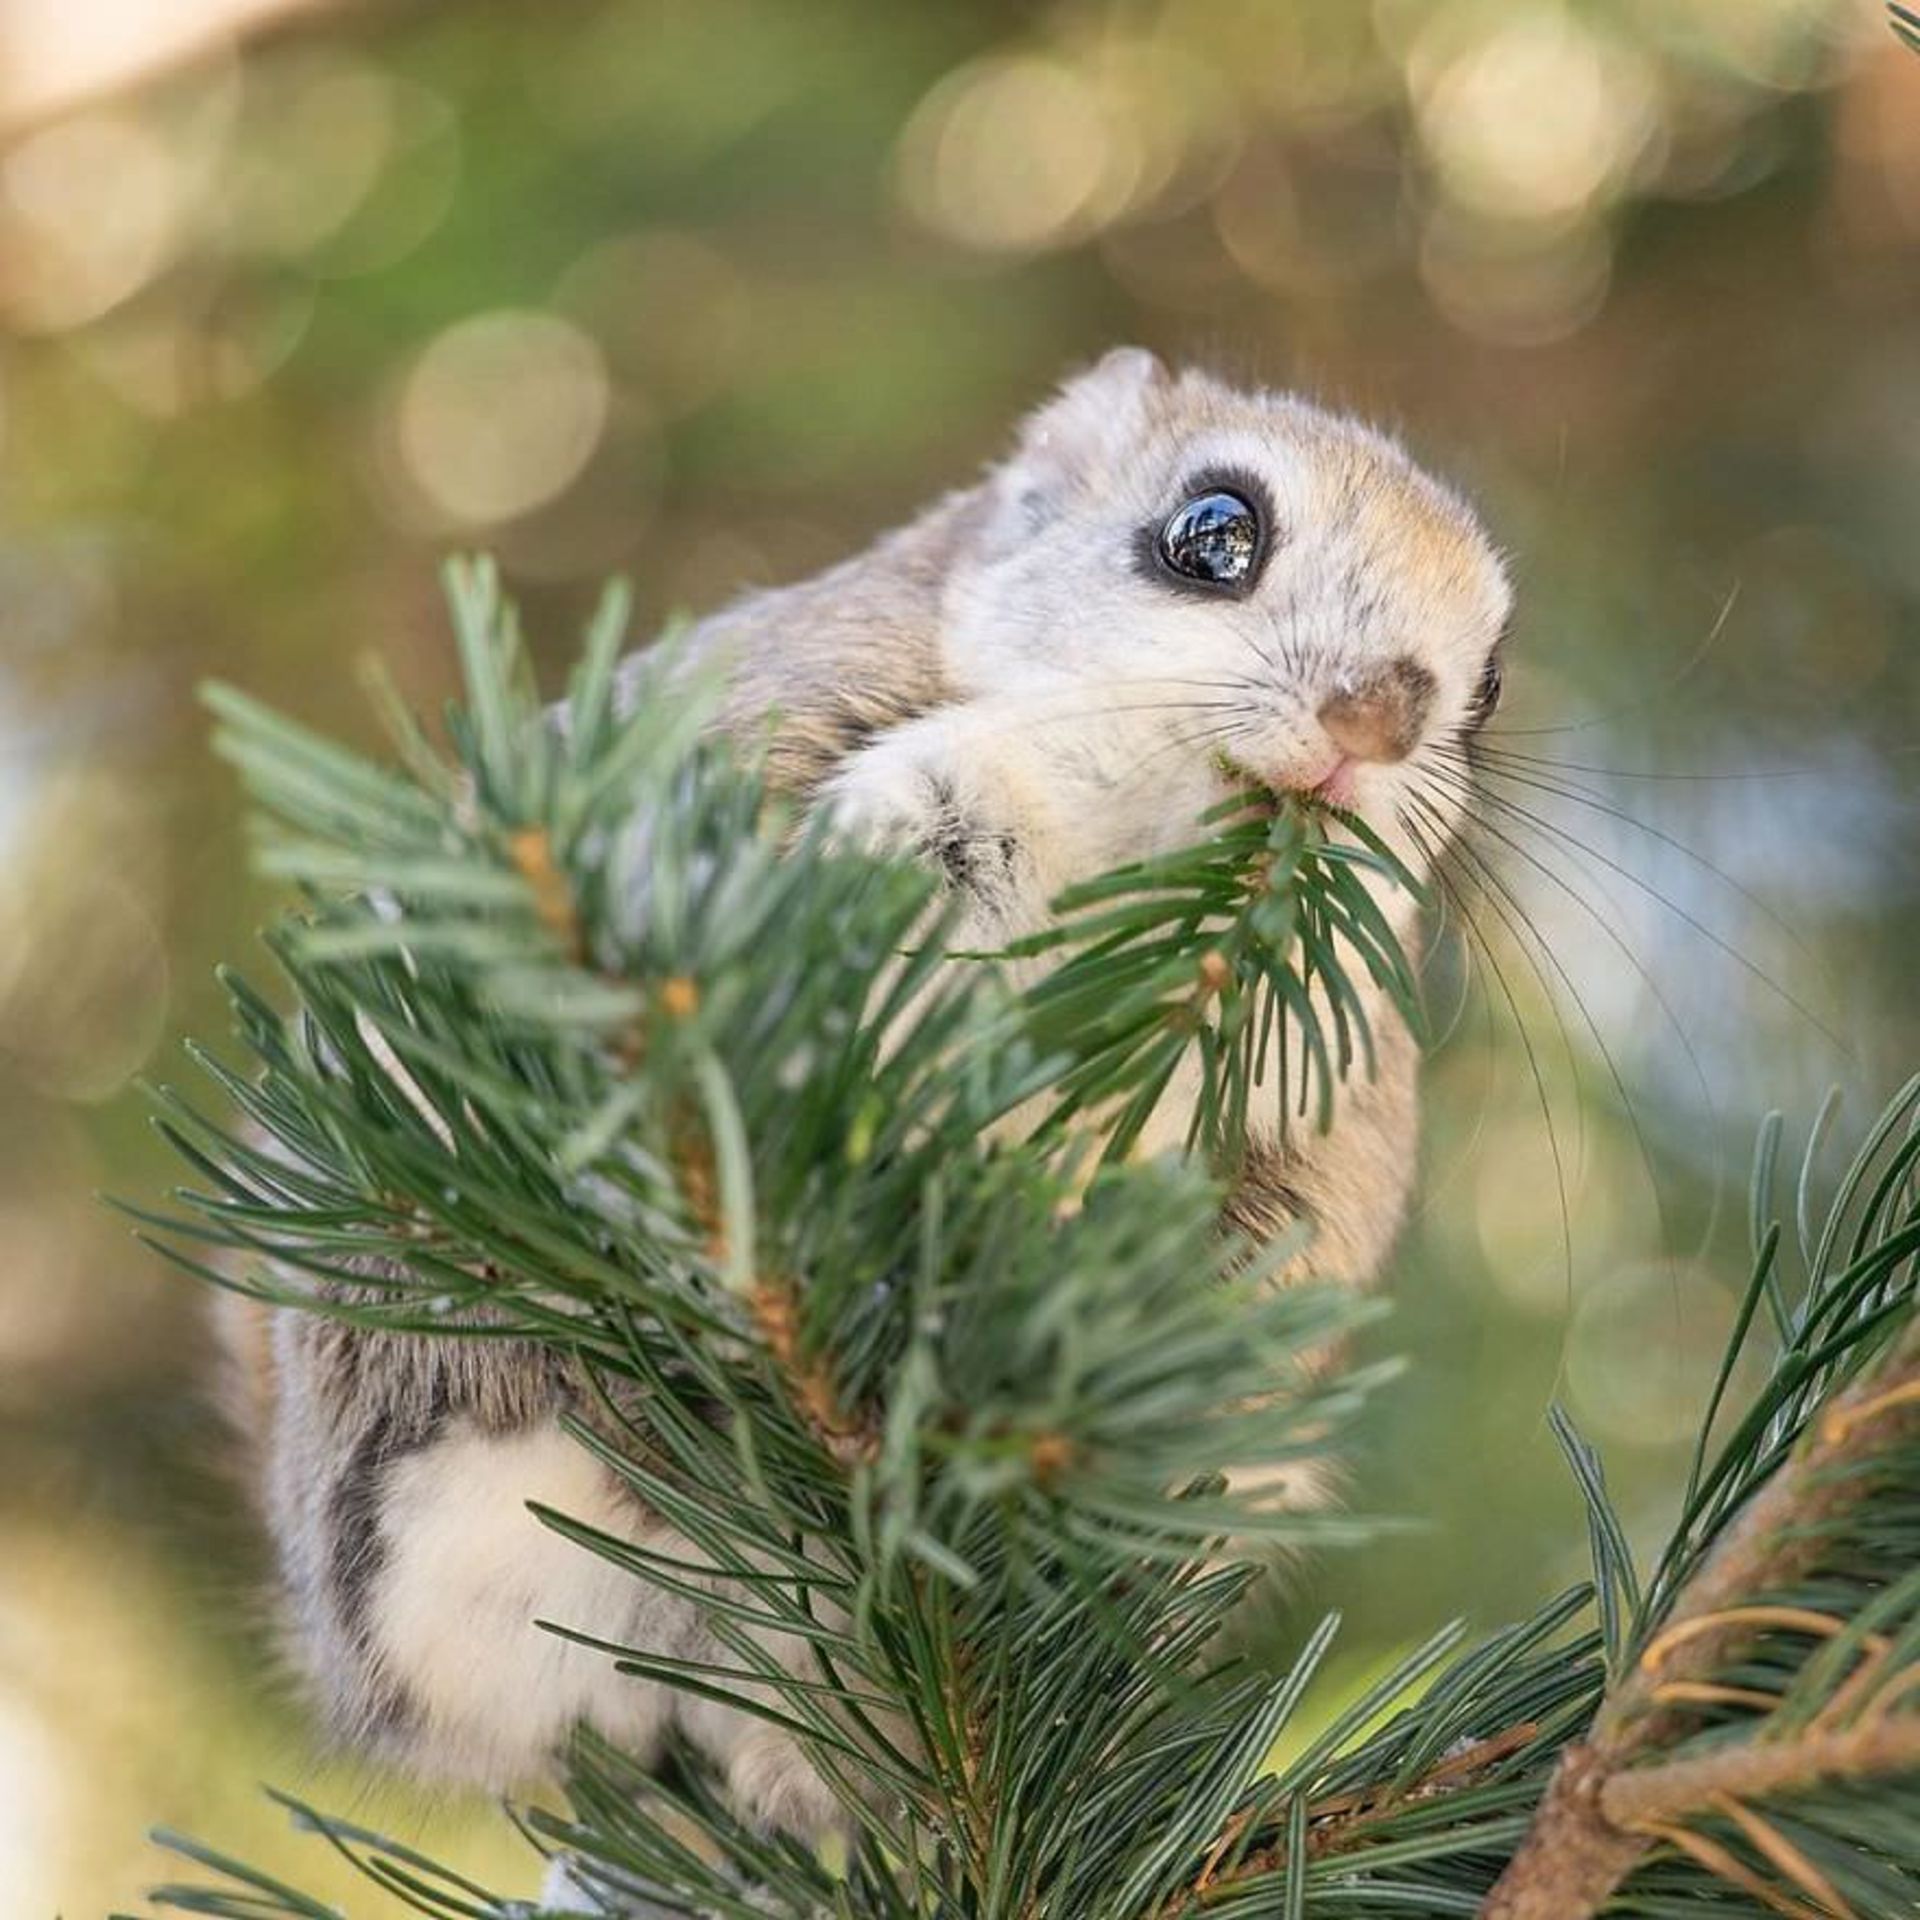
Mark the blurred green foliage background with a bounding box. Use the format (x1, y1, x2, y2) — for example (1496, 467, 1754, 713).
(0, 1, 1916, 1912)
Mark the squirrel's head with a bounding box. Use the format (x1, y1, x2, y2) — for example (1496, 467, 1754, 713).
(941, 349, 1510, 848)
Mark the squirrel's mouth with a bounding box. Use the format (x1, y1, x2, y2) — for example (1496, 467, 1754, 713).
(1212, 749, 1360, 814)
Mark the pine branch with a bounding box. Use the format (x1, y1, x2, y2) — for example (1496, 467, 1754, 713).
(1000, 795, 1422, 1162)
(1601, 1715, 1920, 1831)
(130, 562, 1920, 1920)
(1477, 1078, 1920, 1920)
(1128, 1081, 1920, 1920)
(1482, 1318, 1920, 1920)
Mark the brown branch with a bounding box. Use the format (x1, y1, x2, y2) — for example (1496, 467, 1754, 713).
(1303, 1720, 1543, 1827)
(751, 1270, 881, 1468)
(654, 989, 882, 1469)
(1475, 1742, 1649, 1920)
(1478, 1323, 1920, 1920)
(1157, 1720, 1543, 1915)
(1599, 1714, 1920, 1833)
(678, 1147, 882, 1467)
(670, 1113, 727, 1266)
(507, 829, 704, 1061)
(507, 826, 584, 959)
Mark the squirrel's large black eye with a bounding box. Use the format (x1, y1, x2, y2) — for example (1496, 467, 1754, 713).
(1467, 649, 1504, 727)
(1158, 490, 1261, 590)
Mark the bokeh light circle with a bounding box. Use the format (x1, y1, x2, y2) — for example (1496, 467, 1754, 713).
(394, 310, 610, 525)
(0, 111, 185, 332)
(1412, 12, 1661, 224)
(893, 54, 1135, 254)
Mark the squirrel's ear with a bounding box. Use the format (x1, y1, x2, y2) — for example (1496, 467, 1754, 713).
(978, 348, 1169, 555)
(1076, 345, 1169, 403)
(1018, 347, 1167, 472)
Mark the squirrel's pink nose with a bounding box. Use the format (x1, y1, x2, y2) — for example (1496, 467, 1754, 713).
(1318, 692, 1410, 765)
(1316, 659, 1437, 765)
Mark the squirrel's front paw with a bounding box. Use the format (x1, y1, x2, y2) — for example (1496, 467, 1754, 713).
(817, 721, 1039, 933)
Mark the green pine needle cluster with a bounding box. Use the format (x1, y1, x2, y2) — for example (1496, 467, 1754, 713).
(999, 794, 1421, 1163)
(127, 558, 1918, 1920)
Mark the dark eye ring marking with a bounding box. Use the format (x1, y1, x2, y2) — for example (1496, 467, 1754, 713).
(1466, 645, 1504, 729)
(1135, 469, 1276, 600)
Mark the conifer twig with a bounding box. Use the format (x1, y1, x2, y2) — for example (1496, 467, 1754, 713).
(1480, 1321, 1920, 1920)
(1599, 1714, 1920, 1830)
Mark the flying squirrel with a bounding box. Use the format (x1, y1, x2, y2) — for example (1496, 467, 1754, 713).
(216, 348, 1512, 1847)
